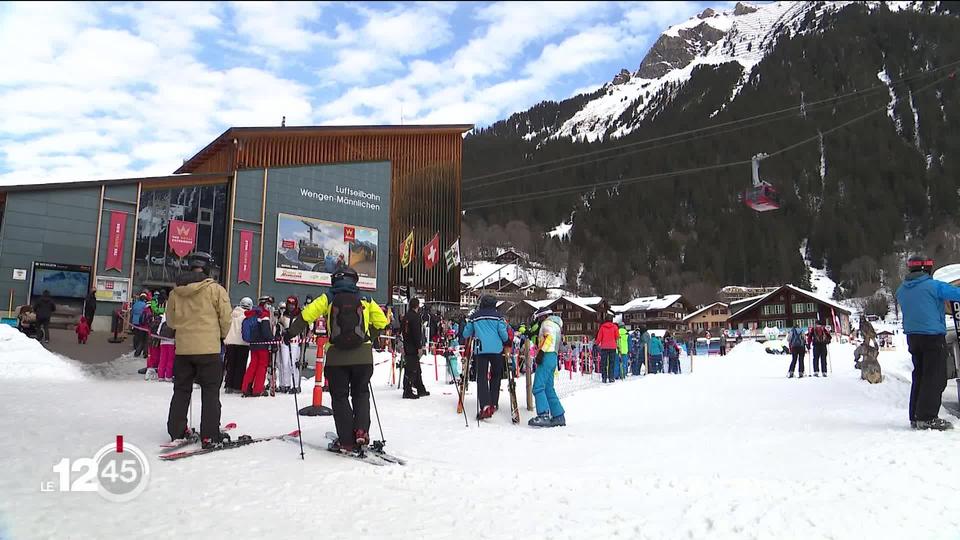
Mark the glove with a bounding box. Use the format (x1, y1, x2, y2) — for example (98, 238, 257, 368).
(535, 350, 544, 366)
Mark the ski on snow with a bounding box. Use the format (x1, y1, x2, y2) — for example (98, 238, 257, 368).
(280, 431, 406, 465)
(324, 431, 407, 465)
(159, 422, 238, 451)
(159, 429, 299, 461)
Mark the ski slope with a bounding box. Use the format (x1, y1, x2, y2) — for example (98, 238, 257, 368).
(0, 331, 958, 539)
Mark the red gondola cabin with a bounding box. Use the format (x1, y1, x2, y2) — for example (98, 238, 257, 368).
(744, 182, 781, 212)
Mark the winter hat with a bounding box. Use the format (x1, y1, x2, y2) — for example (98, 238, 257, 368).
(240, 297, 253, 309)
(907, 254, 934, 274)
(479, 295, 497, 309)
(534, 307, 553, 320)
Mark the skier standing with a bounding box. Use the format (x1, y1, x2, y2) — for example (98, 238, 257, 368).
(529, 308, 565, 427)
(165, 254, 232, 448)
(287, 268, 388, 452)
(787, 325, 807, 378)
(895, 255, 960, 430)
(399, 298, 429, 399)
(240, 302, 273, 397)
(647, 333, 664, 374)
(277, 296, 302, 394)
(130, 292, 148, 356)
(463, 295, 510, 420)
(807, 318, 832, 377)
(617, 324, 629, 379)
(223, 297, 253, 394)
(595, 315, 619, 383)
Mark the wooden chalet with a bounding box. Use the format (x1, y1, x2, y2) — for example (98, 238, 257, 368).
(726, 284, 852, 334)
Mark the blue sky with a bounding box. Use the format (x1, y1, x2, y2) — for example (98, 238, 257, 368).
(0, 1, 722, 185)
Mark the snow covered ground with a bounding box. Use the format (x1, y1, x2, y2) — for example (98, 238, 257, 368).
(1, 331, 958, 539)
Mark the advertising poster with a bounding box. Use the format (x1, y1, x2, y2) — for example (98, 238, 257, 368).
(95, 276, 130, 303)
(275, 212, 378, 290)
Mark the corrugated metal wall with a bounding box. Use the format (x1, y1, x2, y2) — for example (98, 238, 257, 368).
(192, 132, 462, 302)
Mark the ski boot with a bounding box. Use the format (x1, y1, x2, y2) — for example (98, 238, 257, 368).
(354, 429, 369, 447)
(144, 367, 158, 381)
(479, 405, 496, 419)
(137, 367, 148, 375)
(787, 373, 794, 379)
(201, 431, 231, 450)
(328, 438, 358, 455)
(913, 418, 954, 431)
(550, 415, 566, 427)
(402, 391, 419, 399)
(528, 414, 553, 428)
(417, 388, 431, 397)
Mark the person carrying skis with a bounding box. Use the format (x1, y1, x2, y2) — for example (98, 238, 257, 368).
(896, 255, 960, 430)
(399, 297, 429, 399)
(165, 253, 232, 448)
(287, 267, 388, 452)
(277, 295, 303, 394)
(529, 308, 565, 427)
(807, 318, 832, 377)
(595, 315, 619, 383)
(786, 324, 807, 378)
(463, 295, 510, 420)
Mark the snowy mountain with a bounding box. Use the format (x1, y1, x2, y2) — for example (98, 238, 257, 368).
(513, 1, 949, 144)
(464, 1, 960, 300)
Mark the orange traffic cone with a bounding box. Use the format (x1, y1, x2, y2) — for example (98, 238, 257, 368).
(298, 336, 332, 416)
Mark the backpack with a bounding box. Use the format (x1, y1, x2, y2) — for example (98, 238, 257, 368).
(328, 292, 367, 350)
(789, 328, 804, 348)
(241, 314, 261, 343)
(812, 326, 831, 345)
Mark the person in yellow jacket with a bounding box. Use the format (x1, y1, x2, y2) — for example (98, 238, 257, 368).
(288, 267, 388, 454)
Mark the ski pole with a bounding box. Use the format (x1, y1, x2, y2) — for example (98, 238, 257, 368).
(369, 381, 385, 445)
(288, 343, 305, 460)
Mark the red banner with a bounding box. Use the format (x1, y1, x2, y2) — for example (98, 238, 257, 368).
(238, 230, 253, 285)
(343, 226, 355, 243)
(168, 220, 197, 259)
(105, 211, 126, 271)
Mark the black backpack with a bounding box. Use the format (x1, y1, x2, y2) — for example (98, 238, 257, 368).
(328, 292, 367, 349)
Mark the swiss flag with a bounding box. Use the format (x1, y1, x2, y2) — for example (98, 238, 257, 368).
(423, 233, 440, 270)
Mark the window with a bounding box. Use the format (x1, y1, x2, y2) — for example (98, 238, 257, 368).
(807, 303, 816, 313)
(762, 304, 785, 316)
(774, 319, 786, 329)
(567, 311, 581, 320)
(566, 323, 583, 333)
(792, 303, 806, 313)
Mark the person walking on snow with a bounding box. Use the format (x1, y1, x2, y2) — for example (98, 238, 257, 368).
(595, 315, 619, 383)
(222, 297, 252, 394)
(787, 325, 807, 378)
(895, 255, 960, 430)
(287, 267, 388, 452)
(808, 318, 832, 377)
(165, 253, 232, 448)
(463, 295, 510, 420)
(529, 308, 566, 427)
(399, 298, 429, 399)
(647, 333, 664, 374)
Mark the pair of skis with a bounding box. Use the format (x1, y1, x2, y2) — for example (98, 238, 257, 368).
(159, 428, 298, 461)
(454, 339, 521, 425)
(281, 432, 406, 466)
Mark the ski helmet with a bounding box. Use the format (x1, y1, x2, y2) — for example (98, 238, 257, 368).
(331, 267, 360, 286)
(258, 295, 274, 307)
(534, 307, 553, 320)
(187, 252, 212, 275)
(240, 297, 253, 309)
(907, 254, 934, 274)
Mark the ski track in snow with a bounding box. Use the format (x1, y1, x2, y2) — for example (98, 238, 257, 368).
(1, 335, 959, 539)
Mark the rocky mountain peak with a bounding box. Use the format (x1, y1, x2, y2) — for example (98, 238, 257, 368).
(636, 22, 727, 79)
(611, 68, 632, 85)
(734, 2, 759, 16)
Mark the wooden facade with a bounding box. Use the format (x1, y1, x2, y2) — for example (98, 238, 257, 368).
(726, 285, 851, 333)
(174, 125, 472, 302)
(684, 302, 730, 333)
(618, 295, 691, 332)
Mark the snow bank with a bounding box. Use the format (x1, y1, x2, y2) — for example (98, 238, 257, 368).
(0, 325, 84, 381)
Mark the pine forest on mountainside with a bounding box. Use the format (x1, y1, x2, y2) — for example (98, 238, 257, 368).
(461, 3, 960, 304)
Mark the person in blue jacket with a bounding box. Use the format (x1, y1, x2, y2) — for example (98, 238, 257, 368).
(130, 292, 149, 358)
(895, 255, 960, 431)
(647, 333, 664, 374)
(463, 295, 509, 420)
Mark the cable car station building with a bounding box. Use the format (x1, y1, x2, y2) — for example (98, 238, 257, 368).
(0, 125, 469, 330)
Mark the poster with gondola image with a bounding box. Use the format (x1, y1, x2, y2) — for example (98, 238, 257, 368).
(275, 212, 378, 290)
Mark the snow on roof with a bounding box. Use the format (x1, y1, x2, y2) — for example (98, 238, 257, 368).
(613, 294, 683, 313)
(730, 293, 769, 306)
(682, 302, 729, 322)
(460, 260, 564, 291)
(557, 296, 602, 314)
(730, 285, 851, 319)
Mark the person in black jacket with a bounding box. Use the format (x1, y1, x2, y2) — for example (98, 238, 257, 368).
(401, 298, 428, 399)
(83, 288, 97, 330)
(33, 290, 56, 343)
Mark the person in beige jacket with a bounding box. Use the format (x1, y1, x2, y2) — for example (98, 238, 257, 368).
(223, 297, 253, 394)
(165, 253, 232, 447)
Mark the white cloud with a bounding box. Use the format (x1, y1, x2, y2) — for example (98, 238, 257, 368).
(0, 1, 708, 185)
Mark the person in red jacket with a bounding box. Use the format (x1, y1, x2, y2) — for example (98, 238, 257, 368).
(807, 318, 832, 377)
(595, 315, 620, 384)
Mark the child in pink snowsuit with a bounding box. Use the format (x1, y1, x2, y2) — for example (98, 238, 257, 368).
(156, 314, 175, 381)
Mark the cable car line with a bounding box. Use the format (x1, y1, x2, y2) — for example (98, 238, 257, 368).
(462, 58, 960, 187)
(462, 70, 953, 212)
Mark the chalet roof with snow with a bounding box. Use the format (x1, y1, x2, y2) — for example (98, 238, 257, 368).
(612, 294, 684, 313)
(683, 302, 730, 322)
(728, 284, 852, 322)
